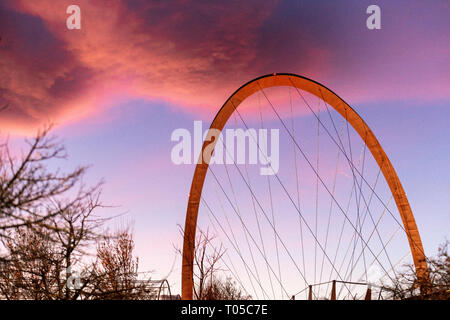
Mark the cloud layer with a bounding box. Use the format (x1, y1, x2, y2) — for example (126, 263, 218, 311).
(0, 0, 448, 134)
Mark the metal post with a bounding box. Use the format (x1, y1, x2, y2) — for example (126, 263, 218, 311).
(365, 285, 372, 300)
(330, 280, 336, 300)
(308, 285, 313, 300)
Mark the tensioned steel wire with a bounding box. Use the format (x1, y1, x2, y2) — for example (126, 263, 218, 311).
(193, 82, 416, 300)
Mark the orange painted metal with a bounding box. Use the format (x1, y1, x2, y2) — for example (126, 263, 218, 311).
(181, 73, 428, 300)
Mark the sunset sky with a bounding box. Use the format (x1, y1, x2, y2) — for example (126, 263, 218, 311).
(1, 0, 449, 293)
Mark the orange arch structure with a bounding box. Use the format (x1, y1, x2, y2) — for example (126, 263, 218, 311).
(181, 73, 428, 299)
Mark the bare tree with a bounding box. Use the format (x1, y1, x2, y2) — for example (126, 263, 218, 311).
(0, 225, 155, 300)
(202, 277, 251, 300)
(0, 126, 90, 243)
(0, 186, 106, 299)
(381, 240, 450, 300)
(0, 126, 105, 299)
(0, 228, 61, 299)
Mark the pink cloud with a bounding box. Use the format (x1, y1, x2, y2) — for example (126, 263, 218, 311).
(0, 0, 448, 135)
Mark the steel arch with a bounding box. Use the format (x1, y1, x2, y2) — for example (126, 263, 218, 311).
(181, 73, 428, 300)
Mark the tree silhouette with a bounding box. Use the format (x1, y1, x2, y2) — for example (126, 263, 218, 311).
(381, 240, 449, 300)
